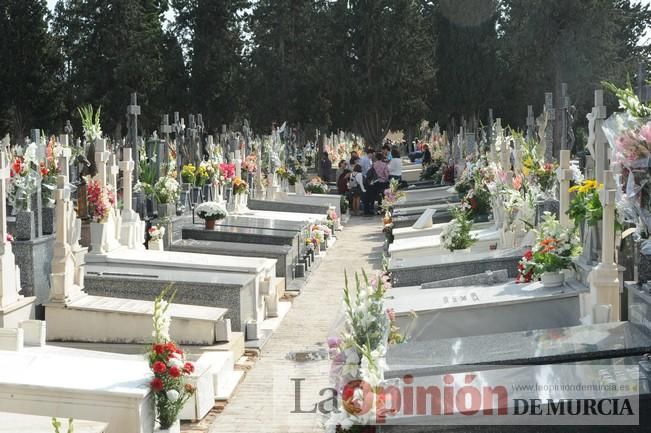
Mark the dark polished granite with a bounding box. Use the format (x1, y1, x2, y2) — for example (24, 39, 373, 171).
(386, 322, 651, 377)
(219, 216, 308, 232)
(392, 211, 452, 229)
(379, 355, 651, 433)
(247, 199, 329, 214)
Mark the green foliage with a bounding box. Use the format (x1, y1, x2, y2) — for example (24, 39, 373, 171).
(51, 417, 74, 433)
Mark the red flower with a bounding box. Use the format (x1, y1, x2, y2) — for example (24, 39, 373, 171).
(169, 366, 181, 378)
(524, 250, 533, 260)
(184, 383, 196, 394)
(153, 343, 165, 355)
(152, 361, 167, 374)
(150, 377, 164, 392)
(183, 362, 194, 374)
(164, 342, 177, 353)
(39, 162, 49, 177)
(11, 158, 22, 176)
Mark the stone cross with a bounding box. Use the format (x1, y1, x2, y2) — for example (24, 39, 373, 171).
(108, 153, 119, 192)
(235, 149, 242, 179)
(526, 105, 535, 141)
(544, 92, 555, 162)
(120, 148, 135, 214)
(58, 134, 72, 180)
(559, 83, 569, 151)
(49, 175, 79, 303)
(558, 150, 573, 228)
(31, 129, 44, 161)
(592, 90, 608, 184)
(589, 170, 620, 322)
(95, 139, 110, 187)
(0, 151, 9, 250)
(126, 93, 141, 179)
(160, 114, 172, 173)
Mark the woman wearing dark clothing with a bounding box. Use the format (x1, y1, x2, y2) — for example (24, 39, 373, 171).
(422, 145, 432, 166)
(320, 152, 333, 182)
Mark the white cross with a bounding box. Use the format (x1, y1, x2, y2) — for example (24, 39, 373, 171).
(95, 139, 110, 187)
(0, 151, 10, 244)
(120, 148, 135, 213)
(559, 150, 573, 228)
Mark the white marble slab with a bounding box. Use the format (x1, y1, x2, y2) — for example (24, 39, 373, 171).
(389, 247, 522, 270)
(0, 346, 153, 433)
(0, 412, 108, 433)
(389, 227, 500, 259)
(385, 280, 582, 341)
(232, 209, 325, 223)
(100, 249, 276, 275)
(393, 221, 495, 240)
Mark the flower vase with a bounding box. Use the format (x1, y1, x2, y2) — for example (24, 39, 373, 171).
(190, 186, 203, 205)
(212, 184, 224, 204)
(202, 184, 212, 201)
(204, 219, 216, 230)
(90, 221, 108, 253)
(155, 421, 180, 433)
(541, 271, 564, 288)
(500, 228, 516, 248)
(149, 239, 164, 251)
(157, 203, 176, 219)
(233, 193, 248, 214)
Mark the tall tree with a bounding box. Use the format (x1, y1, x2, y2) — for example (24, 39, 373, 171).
(343, 0, 434, 147)
(52, 0, 170, 136)
(498, 0, 651, 127)
(432, 0, 501, 129)
(0, 0, 63, 139)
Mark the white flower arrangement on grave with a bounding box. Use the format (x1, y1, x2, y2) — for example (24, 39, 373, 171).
(154, 175, 180, 204)
(77, 105, 103, 143)
(323, 270, 403, 433)
(195, 201, 228, 221)
(440, 206, 477, 252)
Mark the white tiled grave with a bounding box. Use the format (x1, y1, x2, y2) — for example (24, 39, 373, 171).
(0, 412, 108, 433)
(46, 295, 230, 345)
(403, 185, 457, 202)
(283, 192, 342, 218)
(0, 345, 154, 433)
(385, 279, 583, 342)
(393, 220, 495, 240)
(388, 225, 501, 259)
(389, 246, 522, 271)
(232, 208, 326, 223)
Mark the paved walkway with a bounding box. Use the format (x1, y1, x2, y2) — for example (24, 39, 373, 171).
(209, 216, 384, 433)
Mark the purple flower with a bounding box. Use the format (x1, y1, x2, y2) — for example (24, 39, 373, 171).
(327, 336, 342, 349)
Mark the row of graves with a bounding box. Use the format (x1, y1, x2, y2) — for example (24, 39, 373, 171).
(320, 83, 651, 431)
(0, 94, 346, 432)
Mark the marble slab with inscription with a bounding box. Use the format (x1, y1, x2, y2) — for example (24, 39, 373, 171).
(385, 280, 582, 341)
(388, 226, 500, 258)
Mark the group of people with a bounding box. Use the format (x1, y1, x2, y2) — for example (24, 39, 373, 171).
(335, 143, 403, 216)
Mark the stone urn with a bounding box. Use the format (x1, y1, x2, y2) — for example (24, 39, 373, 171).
(157, 203, 176, 219)
(541, 271, 564, 288)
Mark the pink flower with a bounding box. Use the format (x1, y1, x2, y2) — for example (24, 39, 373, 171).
(640, 122, 651, 143)
(386, 308, 396, 321)
(327, 336, 342, 349)
(512, 174, 522, 191)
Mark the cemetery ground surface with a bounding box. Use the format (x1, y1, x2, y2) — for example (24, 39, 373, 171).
(180, 216, 384, 433)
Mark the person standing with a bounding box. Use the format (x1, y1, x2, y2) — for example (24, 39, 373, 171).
(348, 165, 366, 215)
(422, 144, 432, 166)
(373, 151, 390, 214)
(388, 148, 402, 182)
(359, 148, 373, 176)
(320, 152, 332, 182)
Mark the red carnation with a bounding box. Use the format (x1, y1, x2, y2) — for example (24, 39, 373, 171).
(152, 361, 167, 374)
(183, 362, 194, 374)
(153, 344, 165, 355)
(169, 366, 181, 378)
(150, 377, 164, 392)
(165, 342, 177, 353)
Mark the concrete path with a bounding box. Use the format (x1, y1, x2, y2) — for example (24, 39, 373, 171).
(209, 217, 384, 433)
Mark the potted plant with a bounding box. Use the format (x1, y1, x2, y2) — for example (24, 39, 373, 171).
(517, 212, 581, 287)
(148, 288, 196, 433)
(195, 201, 228, 229)
(440, 207, 477, 252)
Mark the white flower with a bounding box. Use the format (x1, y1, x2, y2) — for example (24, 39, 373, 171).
(24, 142, 37, 165)
(166, 389, 180, 402)
(169, 358, 184, 369)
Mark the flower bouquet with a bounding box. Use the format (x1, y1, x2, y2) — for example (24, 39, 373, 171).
(323, 271, 406, 432)
(195, 162, 212, 187)
(242, 154, 257, 177)
(154, 175, 180, 205)
(440, 207, 477, 252)
(381, 179, 406, 212)
(602, 82, 651, 254)
(516, 212, 581, 286)
(181, 164, 196, 185)
(86, 176, 115, 223)
(148, 288, 196, 433)
(195, 201, 227, 229)
(8, 154, 39, 212)
(305, 176, 327, 194)
(568, 179, 604, 227)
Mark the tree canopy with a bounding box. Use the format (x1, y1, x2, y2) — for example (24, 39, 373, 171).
(1, 0, 650, 145)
